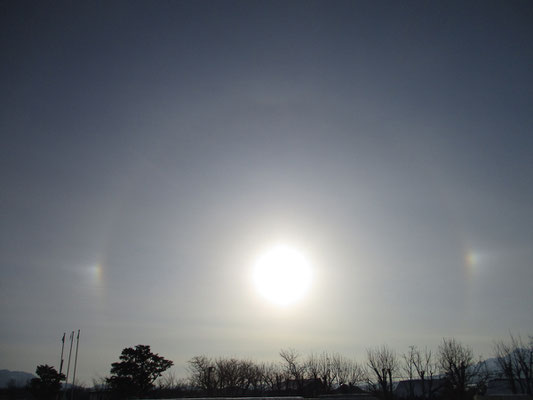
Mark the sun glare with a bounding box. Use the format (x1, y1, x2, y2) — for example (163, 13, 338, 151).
(252, 245, 313, 307)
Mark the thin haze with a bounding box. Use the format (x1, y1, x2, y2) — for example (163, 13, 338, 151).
(1, 0, 532, 384)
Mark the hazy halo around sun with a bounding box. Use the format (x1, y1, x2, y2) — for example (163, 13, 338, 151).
(252, 244, 313, 307)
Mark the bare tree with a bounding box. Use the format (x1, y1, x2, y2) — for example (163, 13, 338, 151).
(303, 351, 364, 394)
(91, 375, 109, 390)
(366, 345, 398, 400)
(438, 338, 487, 400)
(157, 370, 178, 390)
(402, 346, 418, 400)
(305, 353, 321, 387)
(215, 357, 240, 394)
(188, 356, 265, 395)
(279, 348, 306, 392)
(413, 346, 438, 400)
(401, 346, 439, 400)
(321, 352, 336, 392)
(512, 335, 533, 394)
(493, 333, 533, 395)
(261, 362, 285, 393)
(187, 355, 216, 393)
(332, 353, 364, 390)
(494, 338, 519, 393)
(241, 359, 263, 394)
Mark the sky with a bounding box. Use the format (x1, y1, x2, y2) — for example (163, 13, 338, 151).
(1, 0, 532, 386)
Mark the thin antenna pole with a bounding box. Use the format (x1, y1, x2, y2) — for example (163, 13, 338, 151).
(59, 333, 66, 375)
(64, 331, 74, 396)
(70, 330, 80, 400)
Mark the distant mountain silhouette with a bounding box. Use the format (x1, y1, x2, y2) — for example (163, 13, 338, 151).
(0, 369, 35, 387)
(481, 356, 502, 375)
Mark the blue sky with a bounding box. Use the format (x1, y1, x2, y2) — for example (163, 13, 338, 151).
(1, 0, 532, 384)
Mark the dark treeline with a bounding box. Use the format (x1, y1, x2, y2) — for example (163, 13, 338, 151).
(173, 334, 533, 400)
(9, 333, 532, 400)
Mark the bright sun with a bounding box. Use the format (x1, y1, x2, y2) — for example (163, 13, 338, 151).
(252, 245, 313, 307)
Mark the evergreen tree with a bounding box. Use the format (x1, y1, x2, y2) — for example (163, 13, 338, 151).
(107, 345, 173, 398)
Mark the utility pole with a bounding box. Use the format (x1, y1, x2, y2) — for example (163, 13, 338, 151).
(59, 333, 66, 375)
(64, 331, 74, 398)
(70, 330, 80, 400)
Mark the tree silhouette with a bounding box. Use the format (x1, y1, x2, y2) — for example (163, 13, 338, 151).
(438, 338, 487, 400)
(28, 365, 65, 400)
(493, 333, 533, 395)
(366, 345, 398, 400)
(107, 344, 173, 398)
